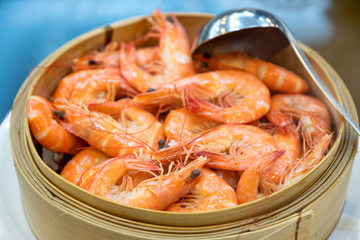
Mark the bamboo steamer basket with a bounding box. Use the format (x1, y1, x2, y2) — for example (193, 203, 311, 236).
(10, 13, 358, 239)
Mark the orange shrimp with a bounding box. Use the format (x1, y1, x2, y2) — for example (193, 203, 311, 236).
(54, 103, 163, 157)
(283, 133, 333, 185)
(237, 150, 284, 204)
(26, 96, 87, 155)
(213, 169, 240, 190)
(134, 70, 271, 124)
(78, 154, 160, 196)
(60, 148, 109, 184)
(119, 10, 195, 92)
(160, 124, 278, 171)
(194, 51, 308, 93)
(106, 156, 208, 210)
(260, 127, 301, 192)
(163, 107, 220, 142)
(166, 168, 237, 212)
(52, 68, 137, 105)
(87, 98, 159, 119)
(73, 41, 160, 71)
(266, 93, 331, 146)
(73, 42, 119, 71)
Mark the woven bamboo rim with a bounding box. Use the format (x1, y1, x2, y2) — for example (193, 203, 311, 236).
(10, 13, 359, 239)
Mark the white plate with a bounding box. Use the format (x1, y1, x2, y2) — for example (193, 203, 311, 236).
(0, 114, 359, 240)
(0, 114, 35, 240)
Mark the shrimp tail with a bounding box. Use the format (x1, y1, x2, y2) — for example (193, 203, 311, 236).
(186, 96, 222, 122)
(266, 110, 295, 129)
(258, 150, 286, 171)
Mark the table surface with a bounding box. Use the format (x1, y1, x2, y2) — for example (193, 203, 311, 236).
(0, 0, 359, 122)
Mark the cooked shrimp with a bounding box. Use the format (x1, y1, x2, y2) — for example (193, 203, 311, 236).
(86, 99, 129, 116)
(160, 124, 278, 171)
(163, 107, 219, 142)
(119, 10, 195, 92)
(260, 127, 301, 192)
(266, 93, 331, 146)
(73, 41, 160, 71)
(134, 70, 271, 124)
(26, 96, 87, 155)
(166, 168, 237, 212)
(283, 133, 333, 185)
(87, 98, 158, 119)
(106, 156, 208, 210)
(213, 169, 240, 190)
(78, 154, 160, 196)
(73, 41, 119, 71)
(237, 150, 284, 204)
(60, 148, 109, 184)
(54, 103, 163, 157)
(194, 51, 308, 93)
(52, 68, 137, 105)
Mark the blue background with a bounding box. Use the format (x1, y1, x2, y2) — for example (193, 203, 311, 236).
(1, 0, 359, 122)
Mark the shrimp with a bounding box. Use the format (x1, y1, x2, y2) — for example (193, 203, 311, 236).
(260, 127, 301, 192)
(26, 96, 87, 155)
(52, 68, 137, 105)
(119, 10, 195, 92)
(237, 150, 284, 204)
(73, 41, 120, 71)
(166, 168, 237, 212)
(163, 107, 220, 142)
(160, 124, 278, 171)
(73, 41, 160, 71)
(87, 98, 159, 119)
(54, 103, 163, 157)
(106, 156, 208, 210)
(60, 148, 109, 184)
(283, 133, 333, 185)
(78, 154, 160, 196)
(193, 51, 308, 93)
(266, 93, 331, 147)
(134, 70, 271, 124)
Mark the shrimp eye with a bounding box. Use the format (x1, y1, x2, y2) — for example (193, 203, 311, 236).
(88, 59, 98, 66)
(158, 139, 166, 148)
(190, 169, 200, 178)
(166, 15, 174, 23)
(54, 110, 65, 120)
(146, 88, 156, 93)
(202, 52, 212, 59)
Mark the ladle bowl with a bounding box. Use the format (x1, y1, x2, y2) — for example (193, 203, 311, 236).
(193, 8, 360, 135)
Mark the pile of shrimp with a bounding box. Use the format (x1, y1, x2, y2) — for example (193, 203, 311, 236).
(26, 10, 333, 212)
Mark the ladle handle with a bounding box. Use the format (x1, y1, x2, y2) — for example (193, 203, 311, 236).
(289, 39, 360, 136)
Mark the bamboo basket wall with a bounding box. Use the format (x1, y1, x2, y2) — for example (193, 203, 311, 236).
(9, 13, 358, 239)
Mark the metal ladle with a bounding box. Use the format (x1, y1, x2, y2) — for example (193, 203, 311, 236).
(193, 8, 360, 135)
